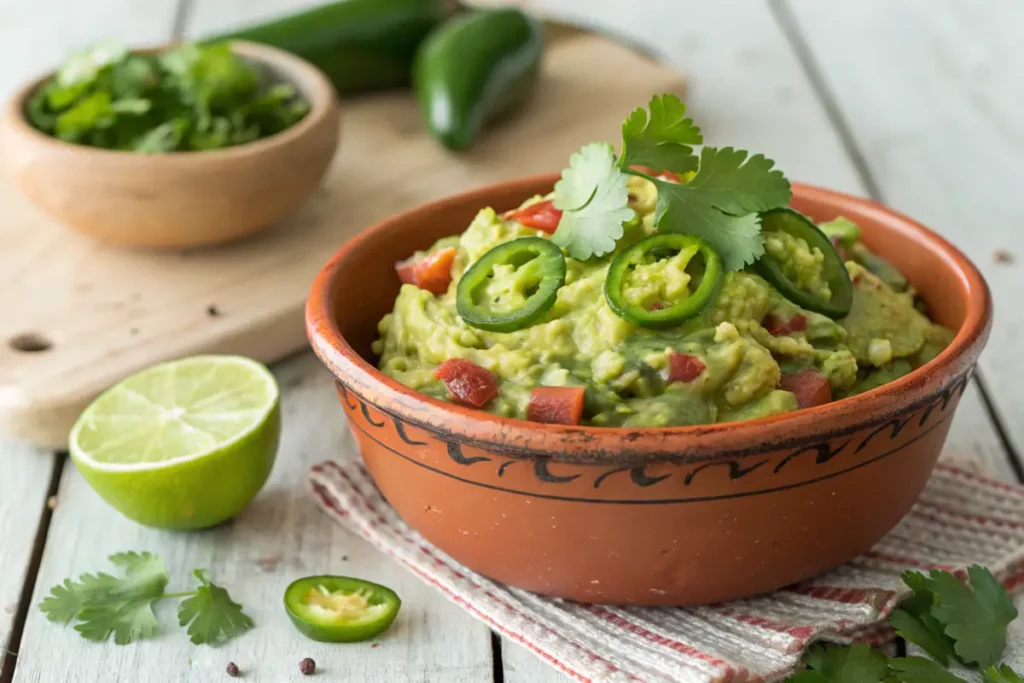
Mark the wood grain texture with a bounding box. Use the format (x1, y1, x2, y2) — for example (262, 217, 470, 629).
(13, 354, 493, 683)
(0, 26, 685, 449)
(0, 444, 53, 656)
(784, 0, 1024, 456)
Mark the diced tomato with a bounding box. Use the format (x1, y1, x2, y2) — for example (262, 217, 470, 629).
(778, 369, 832, 409)
(667, 352, 706, 383)
(433, 359, 499, 408)
(503, 199, 562, 233)
(395, 247, 457, 295)
(762, 313, 808, 336)
(527, 386, 586, 425)
(648, 302, 665, 311)
(629, 165, 683, 183)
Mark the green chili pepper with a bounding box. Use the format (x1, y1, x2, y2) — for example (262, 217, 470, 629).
(604, 233, 723, 328)
(414, 8, 544, 151)
(754, 208, 854, 319)
(283, 575, 401, 643)
(456, 237, 566, 332)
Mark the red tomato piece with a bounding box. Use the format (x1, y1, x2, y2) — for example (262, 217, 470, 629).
(762, 313, 808, 336)
(503, 199, 562, 233)
(395, 247, 457, 295)
(527, 386, 586, 425)
(433, 359, 499, 408)
(629, 165, 683, 183)
(667, 352, 706, 384)
(778, 369, 832, 409)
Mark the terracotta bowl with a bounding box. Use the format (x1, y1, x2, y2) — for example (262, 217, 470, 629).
(0, 41, 340, 250)
(306, 175, 992, 606)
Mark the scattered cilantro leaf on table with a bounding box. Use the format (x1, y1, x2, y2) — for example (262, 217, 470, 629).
(985, 664, 1024, 682)
(791, 643, 891, 683)
(178, 570, 254, 646)
(551, 142, 634, 260)
(40, 551, 168, 645)
(891, 570, 960, 666)
(887, 656, 967, 682)
(928, 565, 1018, 668)
(39, 551, 251, 646)
(619, 93, 702, 174)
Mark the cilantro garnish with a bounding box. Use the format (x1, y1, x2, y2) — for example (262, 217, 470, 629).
(551, 93, 791, 266)
(618, 93, 702, 174)
(40, 552, 252, 646)
(27, 41, 309, 152)
(783, 565, 1021, 683)
(551, 142, 634, 260)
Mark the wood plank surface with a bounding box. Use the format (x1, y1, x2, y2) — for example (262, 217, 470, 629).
(783, 0, 1024, 457)
(12, 354, 494, 683)
(0, 446, 54, 668)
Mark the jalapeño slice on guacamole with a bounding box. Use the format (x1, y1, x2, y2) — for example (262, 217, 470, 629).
(456, 237, 566, 332)
(284, 575, 401, 643)
(605, 233, 723, 328)
(755, 209, 854, 319)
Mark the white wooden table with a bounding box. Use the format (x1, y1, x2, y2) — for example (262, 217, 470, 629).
(1, 1, 1022, 681)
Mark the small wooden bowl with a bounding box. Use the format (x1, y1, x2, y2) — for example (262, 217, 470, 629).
(0, 41, 340, 250)
(307, 176, 993, 606)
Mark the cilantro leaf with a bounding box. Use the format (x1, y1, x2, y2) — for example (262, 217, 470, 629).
(40, 551, 168, 645)
(619, 93, 702, 174)
(890, 571, 959, 666)
(551, 142, 634, 260)
(652, 146, 791, 271)
(177, 570, 253, 646)
(793, 643, 891, 683)
(887, 656, 966, 683)
(985, 665, 1024, 682)
(928, 566, 1017, 667)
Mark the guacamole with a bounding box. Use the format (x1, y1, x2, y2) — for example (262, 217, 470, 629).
(373, 175, 954, 427)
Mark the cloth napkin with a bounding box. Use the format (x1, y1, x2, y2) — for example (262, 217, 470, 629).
(308, 456, 1024, 683)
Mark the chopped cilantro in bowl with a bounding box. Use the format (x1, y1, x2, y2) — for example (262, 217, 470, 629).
(25, 40, 311, 153)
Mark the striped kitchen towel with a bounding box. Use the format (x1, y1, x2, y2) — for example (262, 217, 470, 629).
(308, 456, 1024, 683)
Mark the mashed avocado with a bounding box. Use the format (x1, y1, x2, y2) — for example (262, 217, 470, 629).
(373, 176, 954, 427)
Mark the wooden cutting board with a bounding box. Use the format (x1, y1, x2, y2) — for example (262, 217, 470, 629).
(0, 25, 686, 450)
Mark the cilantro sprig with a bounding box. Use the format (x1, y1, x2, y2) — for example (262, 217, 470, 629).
(40, 551, 252, 646)
(551, 93, 791, 269)
(784, 565, 1021, 682)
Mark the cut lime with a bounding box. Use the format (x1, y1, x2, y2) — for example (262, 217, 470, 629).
(70, 355, 280, 530)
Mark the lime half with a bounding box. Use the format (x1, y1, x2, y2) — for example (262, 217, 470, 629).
(70, 355, 281, 530)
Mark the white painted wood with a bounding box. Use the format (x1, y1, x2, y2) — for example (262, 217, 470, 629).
(0, 0, 180, 99)
(0, 444, 53, 655)
(784, 0, 1024, 456)
(13, 354, 493, 682)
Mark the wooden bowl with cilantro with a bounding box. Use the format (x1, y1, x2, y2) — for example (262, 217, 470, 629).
(0, 40, 340, 249)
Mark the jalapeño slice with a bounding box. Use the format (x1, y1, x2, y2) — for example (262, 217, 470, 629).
(604, 233, 723, 328)
(456, 237, 566, 332)
(284, 575, 402, 643)
(754, 208, 854, 319)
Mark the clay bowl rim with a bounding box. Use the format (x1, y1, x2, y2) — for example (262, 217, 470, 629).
(307, 173, 992, 465)
(3, 40, 338, 165)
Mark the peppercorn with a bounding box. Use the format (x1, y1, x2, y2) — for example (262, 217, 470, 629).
(299, 658, 316, 675)
(226, 662, 240, 677)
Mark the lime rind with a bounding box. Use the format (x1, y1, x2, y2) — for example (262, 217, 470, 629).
(70, 355, 279, 472)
